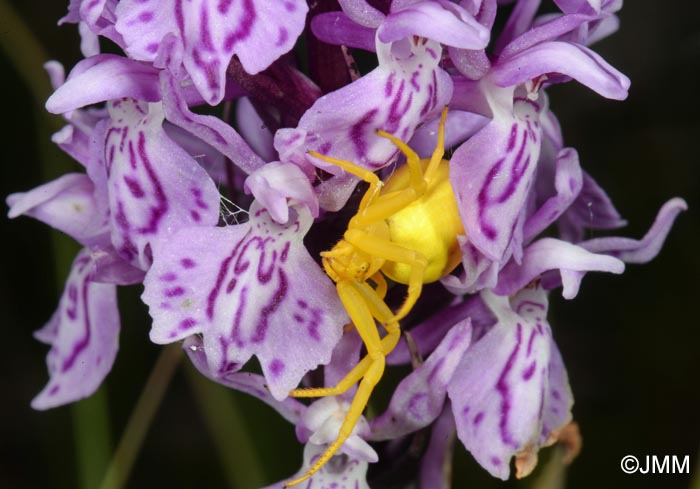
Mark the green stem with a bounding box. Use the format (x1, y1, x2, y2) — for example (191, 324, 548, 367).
(72, 392, 113, 489)
(99, 344, 183, 489)
(185, 365, 266, 488)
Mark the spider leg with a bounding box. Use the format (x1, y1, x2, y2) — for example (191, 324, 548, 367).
(290, 279, 396, 399)
(376, 129, 426, 196)
(285, 280, 397, 487)
(424, 106, 449, 182)
(308, 151, 383, 213)
(345, 228, 428, 322)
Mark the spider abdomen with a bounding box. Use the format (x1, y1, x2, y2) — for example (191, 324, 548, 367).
(380, 158, 464, 284)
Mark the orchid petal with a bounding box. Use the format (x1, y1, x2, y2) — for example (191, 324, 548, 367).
(580, 197, 687, 263)
(558, 170, 627, 242)
(378, 1, 490, 49)
(46, 55, 160, 114)
(143, 203, 347, 400)
(7, 174, 107, 246)
(494, 237, 624, 298)
(419, 404, 456, 489)
(524, 147, 583, 242)
(244, 162, 318, 224)
(450, 101, 542, 261)
(116, 0, 309, 105)
(263, 443, 370, 489)
(184, 336, 305, 424)
(32, 249, 120, 410)
(448, 287, 570, 480)
(104, 99, 220, 269)
(275, 36, 452, 210)
(369, 320, 472, 440)
(160, 70, 265, 175)
(338, 0, 386, 27)
(491, 41, 630, 100)
(310, 12, 378, 52)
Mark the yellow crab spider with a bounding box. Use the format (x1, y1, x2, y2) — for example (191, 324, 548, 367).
(284, 107, 464, 487)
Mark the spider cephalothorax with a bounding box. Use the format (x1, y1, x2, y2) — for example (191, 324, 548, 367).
(286, 107, 464, 487)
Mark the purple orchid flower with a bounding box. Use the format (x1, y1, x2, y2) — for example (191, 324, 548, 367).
(142, 202, 348, 400)
(10, 1, 688, 487)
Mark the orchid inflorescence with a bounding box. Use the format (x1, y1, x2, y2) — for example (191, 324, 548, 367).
(8, 0, 686, 487)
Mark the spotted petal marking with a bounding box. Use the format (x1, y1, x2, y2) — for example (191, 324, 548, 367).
(104, 99, 220, 270)
(448, 287, 571, 480)
(275, 36, 452, 211)
(143, 203, 347, 400)
(115, 0, 309, 105)
(450, 94, 542, 263)
(32, 249, 120, 410)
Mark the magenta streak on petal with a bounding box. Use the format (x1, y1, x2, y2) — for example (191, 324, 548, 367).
(224, 0, 256, 51)
(165, 286, 185, 297)
(276, 27, 288, 47)
(252, 268, 288, 343)
(179, 317, 197, 331)
(385, 72, 395, 96)
(410, 71, 420, 91)
(526, 328, 537, 356)
(385, 81, 414, 133)
(192, 48, 220, 92)
(124, 175, 145, 198)
(427, 357, 445, 383)
(420, 79, 435, 117)
(506, 124, 517, 151)
(229, 285, 249, 349)
(307, 308, 321, 341)
(66, 284, 78, 320)
(191, 187, 210, 209)
(127, 140, 137, 169)
(257, 247, 278, 284)
(496, 130, 530, 204)
(175, 0, 185, 34)
(476, 159, 504, 240)
(200, 3, 215, 51)
(495, 322, 523, 448)
(138, 11, 154, 22)
(350, 109, 378, 159)
(522, 360, 536, 380)
(62, 279, 91, 373)
(280, 241, 290, 262)
(181, 258, 196, 269)
(269, 358, 285, 378)
(515, 300, 545, 315)
(206, 229, 252, 319)
(135, 132, 169, 235)
(218, 0, 233, 15)
(473, 411, 484, 425)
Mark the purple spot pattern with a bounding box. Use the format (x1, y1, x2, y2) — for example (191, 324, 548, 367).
(451, 92, 543, 264)
(143, 203, 347, 400)
(104, 99, 219, 270)
(274, 38, 452, 210)
(447, 287, 572, 480)
(31, 249, 120, 410)
(115, 0, 308, 105)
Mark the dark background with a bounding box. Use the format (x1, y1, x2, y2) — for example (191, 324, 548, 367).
(1, 1, 698, 488)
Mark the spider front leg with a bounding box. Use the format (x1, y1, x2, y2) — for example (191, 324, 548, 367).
(345, 228, 428, 322)
(284, 280, 400, 487)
